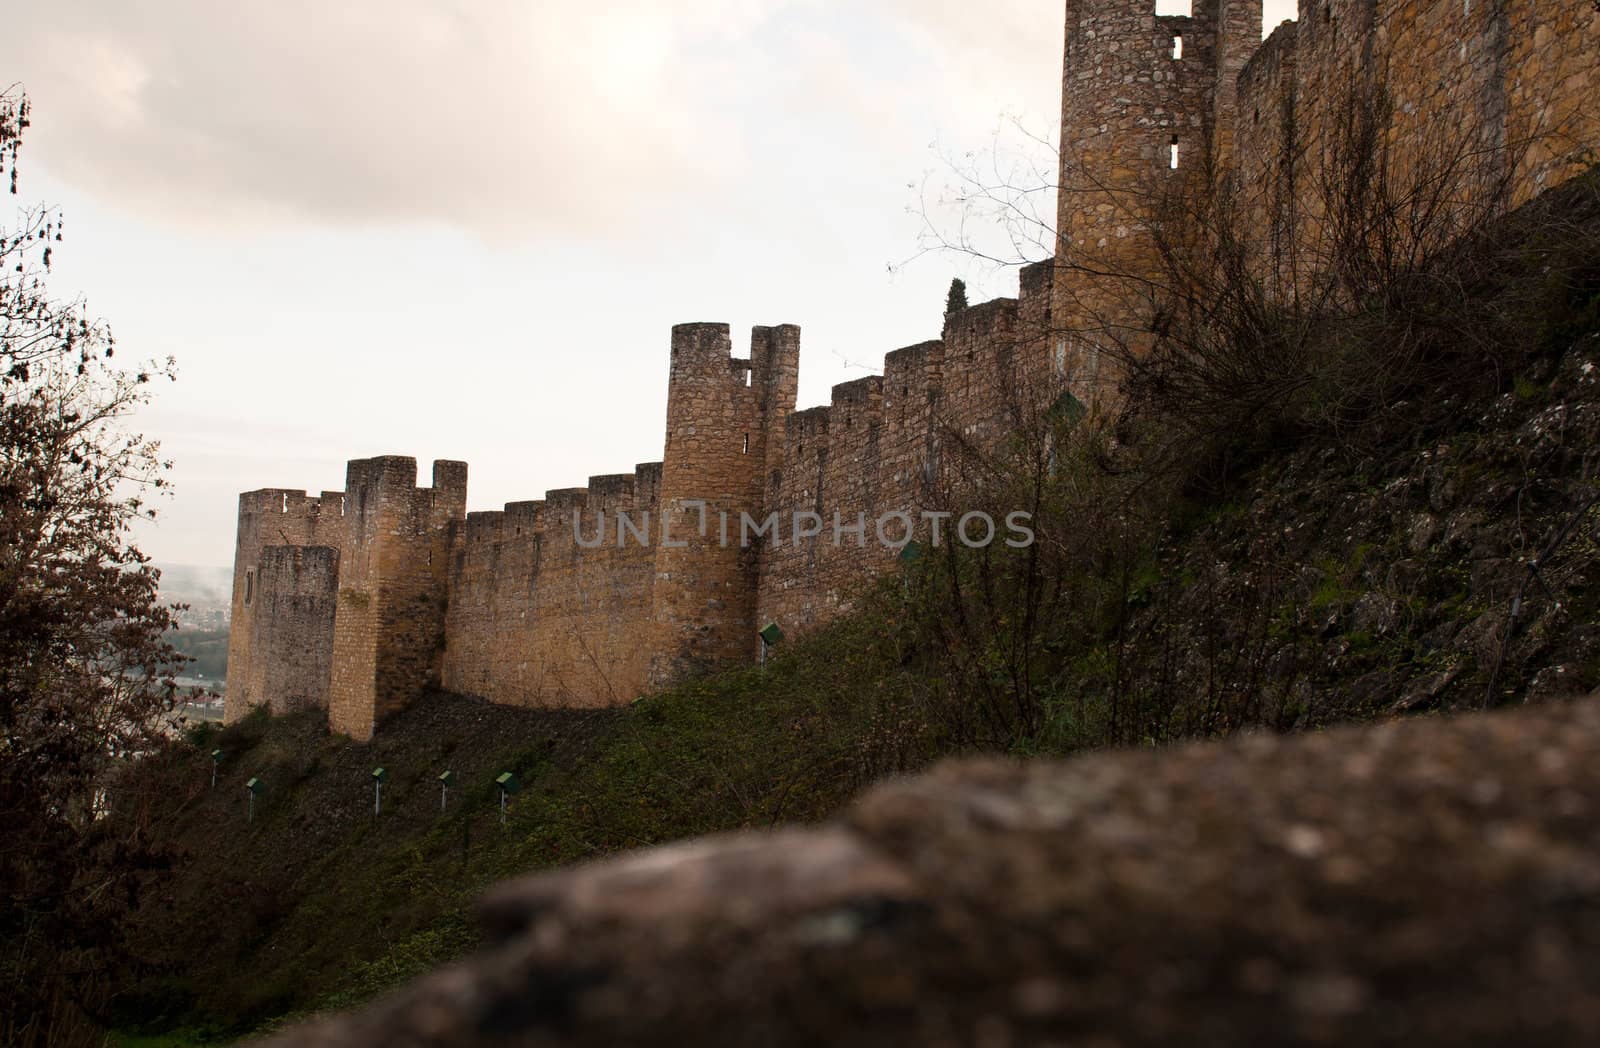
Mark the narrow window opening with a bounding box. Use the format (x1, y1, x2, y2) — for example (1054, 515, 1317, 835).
(339, 495, 346, 517)
(742, 433, 750, 454)
(1170, 137, 1181, 169)
(1254, 108, 1261, 125)
(1172, 33, 1183, 60)
(245, 570, 254, 606)
(281, 493, 288, 513)
(744, 369, 752, 387)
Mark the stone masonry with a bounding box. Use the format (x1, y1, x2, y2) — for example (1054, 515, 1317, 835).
(1051, 0, 1600, 401)
(225, 0, 1600, 738)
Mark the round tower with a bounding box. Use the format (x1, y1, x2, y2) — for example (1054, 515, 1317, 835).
(1053, 1, 1256, 401)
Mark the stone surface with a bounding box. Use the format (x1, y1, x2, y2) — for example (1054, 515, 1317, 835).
(263, 693, 1600, 1046)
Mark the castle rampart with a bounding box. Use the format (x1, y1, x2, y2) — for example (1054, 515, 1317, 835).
(226, 0, 1599, 738)
(441, 462, 664, 709)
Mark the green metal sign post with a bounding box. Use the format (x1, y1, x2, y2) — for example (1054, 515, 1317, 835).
(438, 770, 454, 813)
(372, 767, 389, 816)
(210, 749, 224, 789)
(758, 622, 784, 667)
(496, 772, 521, 826)
(245, 777, 263, 823)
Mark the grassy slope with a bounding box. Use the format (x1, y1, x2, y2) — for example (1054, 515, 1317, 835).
(115, 620, 902, 1041)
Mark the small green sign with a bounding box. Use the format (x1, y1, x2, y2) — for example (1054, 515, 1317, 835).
(210, 749, 224, 763)
(438, 770, 454, 786)
(245, 777, 264, 794)
(496, 772, 521, 795)
(758, 622, 784, 646)
(372, 767, 389, 783)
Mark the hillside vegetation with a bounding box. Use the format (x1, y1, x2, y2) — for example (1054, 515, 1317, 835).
(109, 172, 1600, 1043)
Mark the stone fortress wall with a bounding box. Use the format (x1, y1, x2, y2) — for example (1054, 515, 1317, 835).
(225, 0, 1600, 739)
(1051, 0, 1600, 395)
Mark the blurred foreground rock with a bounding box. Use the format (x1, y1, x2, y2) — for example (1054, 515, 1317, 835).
(265, 692, 1600, 1046)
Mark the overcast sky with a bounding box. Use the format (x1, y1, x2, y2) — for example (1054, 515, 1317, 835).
(3, 0, 1298, 568)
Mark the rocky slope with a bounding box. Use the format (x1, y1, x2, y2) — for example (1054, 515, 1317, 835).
(1080, 334, 1600, 740)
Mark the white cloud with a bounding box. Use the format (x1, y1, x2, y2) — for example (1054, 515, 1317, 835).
(10, 0, 776, 237)
(5, 0, 1077, 240)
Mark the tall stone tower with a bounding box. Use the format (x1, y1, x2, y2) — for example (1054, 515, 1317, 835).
(327, 456, 467, 740)
(648, 323, 799, 686)
(1052, 0, 1261, 401)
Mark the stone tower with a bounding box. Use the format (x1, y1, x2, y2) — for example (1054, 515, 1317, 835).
(1052, 0, 1261, 401)
(648, 323, 799, 686)
(223, 488, 344, 723)
(327, 456, 467, 740)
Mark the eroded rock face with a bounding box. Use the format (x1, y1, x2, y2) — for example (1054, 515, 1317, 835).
(264, 693, 1600, 1046)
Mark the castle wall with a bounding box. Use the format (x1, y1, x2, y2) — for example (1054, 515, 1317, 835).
(441, 464, 662, 708)
(1506, 2, 1600, 203)
(227, 0, 1600, 738)
(224, 488, 345, 722)
(753, 263, 1057, 639)
(1054, 0, 1600, 405)
(244, 545, 339, 715)
(756, 404, 834, 632)
(1233, 20, 1299, 277)
(1213, 0, 1266, 166)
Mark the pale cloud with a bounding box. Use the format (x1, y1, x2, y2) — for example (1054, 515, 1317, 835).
(9, 1, 1297, 242)
(11, 0, 773, 237)
(883, 0, 1060, 127)
(6, 0, 1083, 239)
